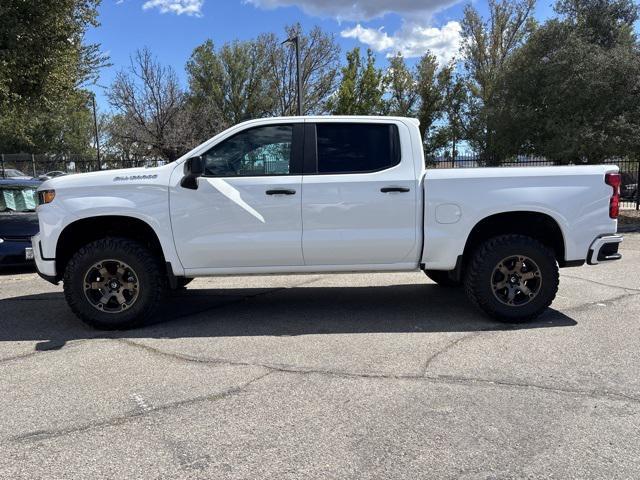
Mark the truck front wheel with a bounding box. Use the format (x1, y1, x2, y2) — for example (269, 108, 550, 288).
(63, 237, 167, 330)
(464, 234, 559, 323)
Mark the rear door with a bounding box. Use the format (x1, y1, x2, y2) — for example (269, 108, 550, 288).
(301, 120, 418, 266)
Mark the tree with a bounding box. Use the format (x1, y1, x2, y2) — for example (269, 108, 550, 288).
(329, 48, 386, 115)
(186, 39, 274, 142)
(496, 0, 640, 163)
(384, 53, 419, 117)
(264, 25, 340, 116)
(555, 0, 638, 47)
(415, 52, 442, 146)
(102, 113, 149, 166)
(0, 0, 108, 152)
(436, 63, 468, 160)
(460, 0, 536, 163)
(108, 48, 193, 162)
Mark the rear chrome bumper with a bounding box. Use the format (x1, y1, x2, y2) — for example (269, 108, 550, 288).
(587, 234, 623, 265)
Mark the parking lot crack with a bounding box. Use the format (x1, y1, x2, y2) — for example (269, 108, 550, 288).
(563, 290, 640, 312)
(6, 370, 273, 445)
(0, 338, 96, 365)
(117, 338, 261, 367)
(424, 373, 640, 405)
(0, 350, 41, 364)
(560, 274, 640, 292)
(419, 333, 482, 376)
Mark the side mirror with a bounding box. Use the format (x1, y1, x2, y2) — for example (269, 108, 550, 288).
(181, 156, 204, 190)
(187, 156, 204, 175)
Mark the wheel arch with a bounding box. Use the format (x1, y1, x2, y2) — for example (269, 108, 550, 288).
(55, 215, 170, 280)
(462, 211, 567, 267)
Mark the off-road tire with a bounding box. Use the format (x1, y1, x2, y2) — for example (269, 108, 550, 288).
(424, 269, 461, 287)
(464, 234, 559, 323)
(63, 237, 166, 330)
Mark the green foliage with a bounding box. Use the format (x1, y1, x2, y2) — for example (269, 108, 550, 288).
(186, 25, 340, 142)
(186, 38, 274, 135)
(329, 48, 386, 115)
(460, 0, 536, 163)
(555, 0, 638, 47)
(416, 52, 442, 142)
(385, 53, 419, 117)
(434, 63, 468, 159)
(2, 0, 638, 166)
(0, 0, 108, 153)
(496, 0, 640, 163)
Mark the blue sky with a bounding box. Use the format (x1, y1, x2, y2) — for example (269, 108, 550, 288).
(86, 0, 558, 111)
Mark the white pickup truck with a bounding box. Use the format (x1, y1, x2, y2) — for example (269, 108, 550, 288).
(33, 116, 623, 329)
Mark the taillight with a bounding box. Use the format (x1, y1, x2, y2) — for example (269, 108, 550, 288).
(605, 173, 621, 219)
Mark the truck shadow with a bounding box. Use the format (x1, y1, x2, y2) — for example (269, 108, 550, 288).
(0, 284, 577, 351)
(0, 266, 36, 276)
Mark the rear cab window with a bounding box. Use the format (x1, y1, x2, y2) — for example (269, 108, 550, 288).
(315, 123, 400, 174)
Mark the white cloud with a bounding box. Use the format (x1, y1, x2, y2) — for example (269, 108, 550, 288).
(341, 21, 462, 63)
(142, 0, 203, 16)
(247, 0, 462, 64)
(245, 0, 458, 22)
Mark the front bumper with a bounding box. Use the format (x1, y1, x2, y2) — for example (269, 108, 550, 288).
(587, 234, 623, 265)
(0, 238, 35, 268)
(31, 233, 58, 282)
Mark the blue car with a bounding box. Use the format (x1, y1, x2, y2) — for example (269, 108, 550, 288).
(0, 179, 40, 268)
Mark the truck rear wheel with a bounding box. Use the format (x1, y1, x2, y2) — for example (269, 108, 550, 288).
(464, 234, 559, 323)
(63, 237, 167, 330)
(424, 270, 461, 287)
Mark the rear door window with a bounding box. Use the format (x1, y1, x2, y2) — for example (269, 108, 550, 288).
(315, 123, 400, 174)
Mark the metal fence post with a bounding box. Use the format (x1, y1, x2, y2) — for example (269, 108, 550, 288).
(0, 153, 4, 178)
(636, 159, 640, 211)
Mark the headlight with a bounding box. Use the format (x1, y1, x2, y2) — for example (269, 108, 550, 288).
(38, 189, 56, 205)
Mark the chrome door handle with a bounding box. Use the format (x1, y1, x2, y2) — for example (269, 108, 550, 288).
(380, 187, 410, 193)
(266, 189, 296, 195)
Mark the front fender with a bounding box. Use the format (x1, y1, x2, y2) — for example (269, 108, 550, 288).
(36, 166, 184, 276)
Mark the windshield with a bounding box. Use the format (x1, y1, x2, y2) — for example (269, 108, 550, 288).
(0, 185, 37, 212)
(2, 169, 28, 178)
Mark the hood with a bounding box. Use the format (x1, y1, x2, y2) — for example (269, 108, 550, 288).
(40, 165, 172, 190)
(0, 212, 39, 238)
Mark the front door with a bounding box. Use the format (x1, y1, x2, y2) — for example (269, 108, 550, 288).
(170, 123, 304, 270)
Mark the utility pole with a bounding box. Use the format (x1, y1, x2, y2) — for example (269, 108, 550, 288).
(91, 92, 102, 170)
(282, 35, 303, 116)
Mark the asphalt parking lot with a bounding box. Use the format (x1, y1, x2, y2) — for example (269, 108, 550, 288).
(1, 233, 639, 479)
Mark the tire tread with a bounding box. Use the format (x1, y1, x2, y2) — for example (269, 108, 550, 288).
(463, 234, 559, 323)
(63, 237, 166, 330)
